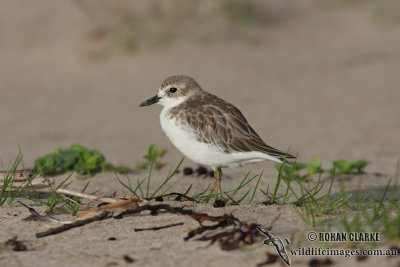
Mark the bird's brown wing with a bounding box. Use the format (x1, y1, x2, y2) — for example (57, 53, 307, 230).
(180, 93, 295, 160)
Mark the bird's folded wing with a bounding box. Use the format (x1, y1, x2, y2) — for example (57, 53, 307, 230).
(184, 101, 295, 159)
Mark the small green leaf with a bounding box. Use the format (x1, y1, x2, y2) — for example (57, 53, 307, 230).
(332, 159, 369, 174)
(137, 144, 167, 170)
(311, 155, 320, 167)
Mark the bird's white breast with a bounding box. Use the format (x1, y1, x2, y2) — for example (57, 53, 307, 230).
(159, 108, 278, 169)
(160, 108, 212, 164)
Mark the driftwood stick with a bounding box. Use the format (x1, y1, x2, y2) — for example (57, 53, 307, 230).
(77, 198, 142, 218)
(36, 210, 111, 238)
(134, 222, 184, 232)
(56, 188, 121, 204)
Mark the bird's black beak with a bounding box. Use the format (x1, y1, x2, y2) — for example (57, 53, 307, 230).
(140, 95, 161, 107)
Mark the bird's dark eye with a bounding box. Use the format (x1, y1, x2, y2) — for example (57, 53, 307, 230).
(169, 87, 177, 93)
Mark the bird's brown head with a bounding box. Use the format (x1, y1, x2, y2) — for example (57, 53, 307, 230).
(140, 75, 202, 108)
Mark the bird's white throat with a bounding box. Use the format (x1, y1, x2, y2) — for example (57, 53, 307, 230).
(157, 91, 189, 109)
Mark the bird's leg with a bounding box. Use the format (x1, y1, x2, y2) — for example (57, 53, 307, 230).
(207, 179, 217, 196)
(207, 168, 222, 199)
(215, 168, 222, 199)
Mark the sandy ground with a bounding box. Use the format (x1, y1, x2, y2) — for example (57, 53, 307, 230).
(0, 0, 400, 266)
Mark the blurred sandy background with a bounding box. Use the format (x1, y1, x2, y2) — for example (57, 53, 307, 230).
(1, 1, 400, 266)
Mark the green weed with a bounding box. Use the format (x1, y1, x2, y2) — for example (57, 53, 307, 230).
(27, 174, 91, 215)
(34, 144, 130, 176)
(118, 156, 183, 199)
(331, 159, 368, 174)
(276, 156, 368, 180)
(340, 179, 400, 247)
(136, 144, 166, 170)
(222, 172, 262, 205)
(266, 156, 356, 227)
(0, 150, 37, 205)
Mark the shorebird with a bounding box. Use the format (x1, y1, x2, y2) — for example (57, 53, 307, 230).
(140, 75, 295, 198)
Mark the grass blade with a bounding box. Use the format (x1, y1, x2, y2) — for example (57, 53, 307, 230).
(150, 157, 184, 198)
(248, 172, 262, 204)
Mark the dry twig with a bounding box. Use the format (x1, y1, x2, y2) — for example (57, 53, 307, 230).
(77, 198, 143, 218)
(36, 210, 111, 238)
(56, 188, 122, 204)
(134, 222, 184, 232)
